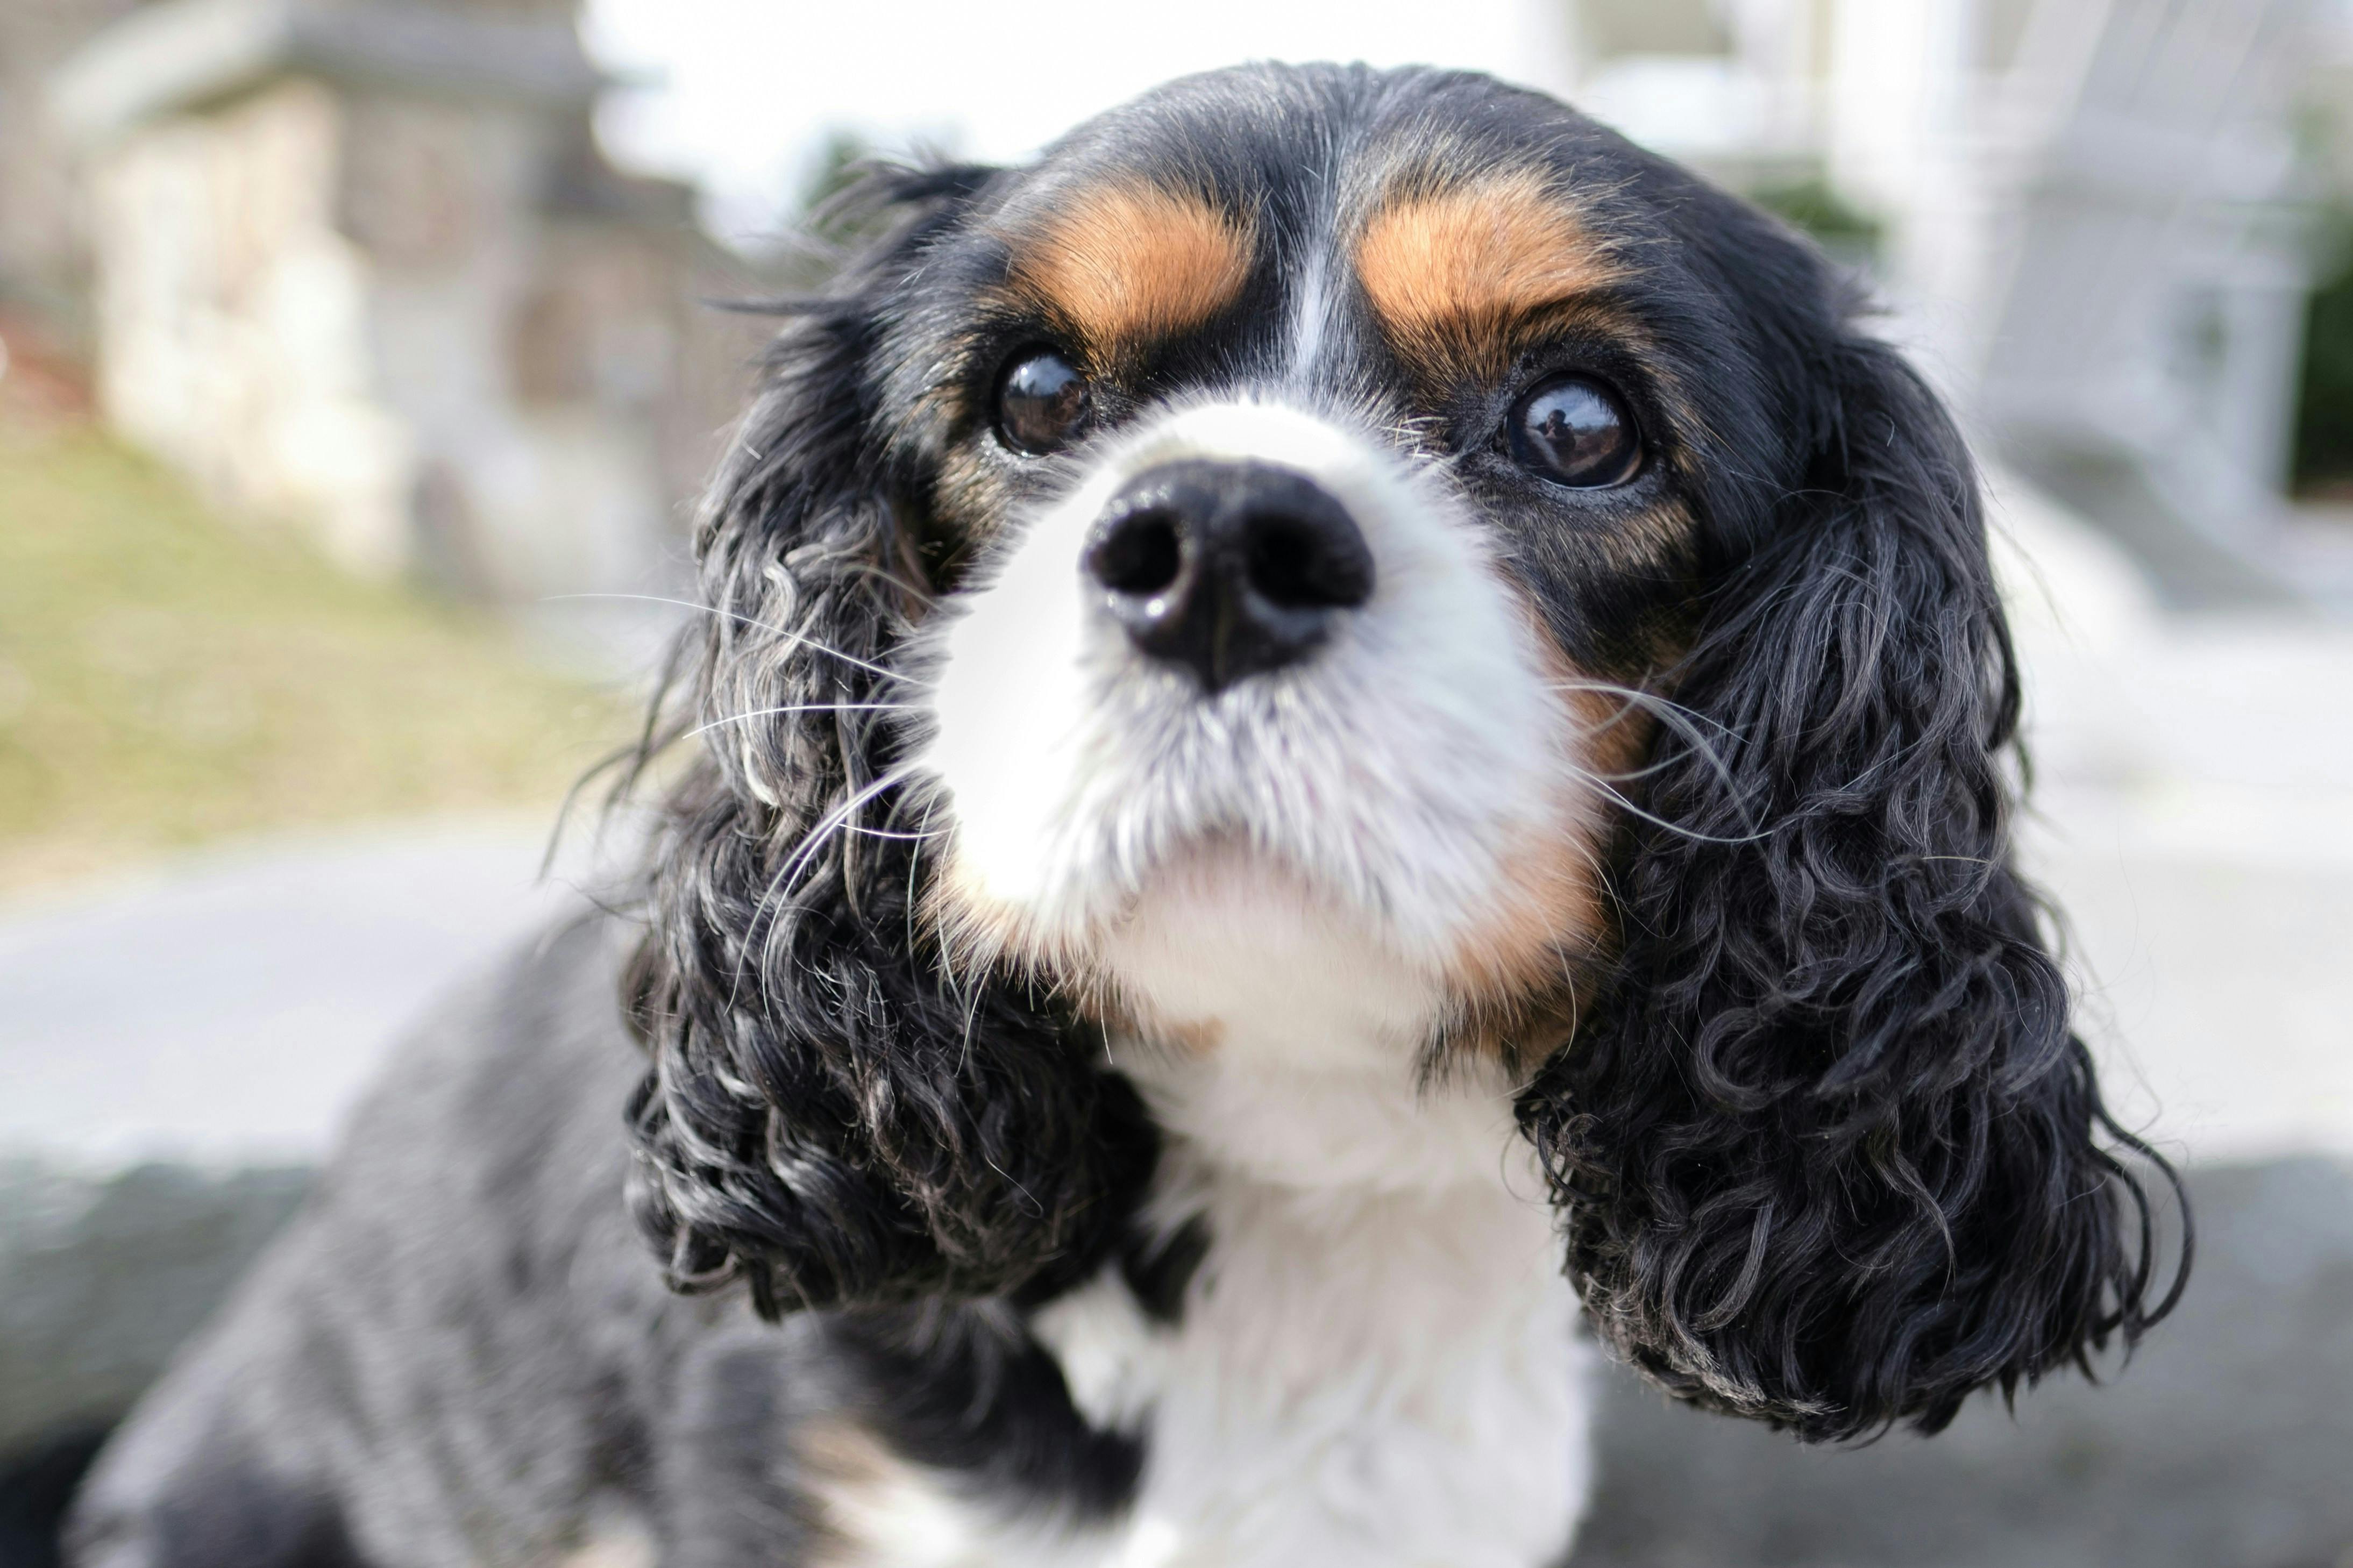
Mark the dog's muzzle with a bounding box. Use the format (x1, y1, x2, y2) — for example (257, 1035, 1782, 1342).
(1081, 459, 1376, 693)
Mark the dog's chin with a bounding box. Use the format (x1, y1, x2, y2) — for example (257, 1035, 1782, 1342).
(932, 831, 1517, 1073)
(1088, 840, 1454, 1058)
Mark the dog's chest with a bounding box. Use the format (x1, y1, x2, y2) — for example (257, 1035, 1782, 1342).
(819, 1119, 1593, 1568)
(1053, 1152, 1590, 1568)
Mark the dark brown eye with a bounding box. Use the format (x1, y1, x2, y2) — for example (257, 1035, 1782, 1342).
(994, 347, 1090, 455)
(1507, 374, 1641, 488)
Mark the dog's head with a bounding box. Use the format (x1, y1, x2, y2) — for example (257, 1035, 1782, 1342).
(624, 63, 2182, 1441)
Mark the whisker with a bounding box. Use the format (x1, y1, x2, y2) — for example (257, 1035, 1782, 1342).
(1546, 679, 1737, 738)
(777, 764, 920, 901)
(1563, 761, 1769, 846)
(1548, 678, 1759, 832)
(957, 963, 985, 1078)
(543, 593, 915, 685)
(1578, 756, 1680, 783)
(723, 762, 922, 1009)
(543, 590, 793, 637)
(688, 703, 914, 738)
(908, 793, 939, 983)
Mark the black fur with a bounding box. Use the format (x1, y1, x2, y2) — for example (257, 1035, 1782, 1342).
(1515, 333, 2185, 1441)
(621, 172, 1160, 1316)
(1115, 1216, 1213, 1329)
(824, 1307, 1146, 1520)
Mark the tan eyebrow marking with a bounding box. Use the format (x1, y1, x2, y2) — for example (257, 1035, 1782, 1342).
(1009, 182, 1255, 356)
(1354, 170, 1623, 381)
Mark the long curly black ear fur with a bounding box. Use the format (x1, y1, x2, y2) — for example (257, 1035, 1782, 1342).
(622, 166, 1154, 1317)
(1518, 331, 2189, 1441)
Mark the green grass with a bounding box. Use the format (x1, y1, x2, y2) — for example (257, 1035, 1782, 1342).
(2293, 220, 2353, 497)
(1746, 175, 1883, 258)
(0, 423, 630, 894)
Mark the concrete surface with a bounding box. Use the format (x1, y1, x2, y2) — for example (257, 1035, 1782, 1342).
(0, 814, 625, 1557)
(0, 815, 619, 1167)
(1992, 472, 2353, 1166)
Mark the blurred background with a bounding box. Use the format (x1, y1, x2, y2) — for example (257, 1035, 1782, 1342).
(3, 1, 2352, 1563)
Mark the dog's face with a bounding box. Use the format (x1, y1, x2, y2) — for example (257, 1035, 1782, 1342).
(890, 74, 1805, 1058)
(627, 65, 2179, 1443)
(903, 122, 1676, 1050)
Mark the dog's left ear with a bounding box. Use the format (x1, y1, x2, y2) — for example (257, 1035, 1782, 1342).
(1517, 329, 2188, 1440)
(621, 165, 1154, 1318)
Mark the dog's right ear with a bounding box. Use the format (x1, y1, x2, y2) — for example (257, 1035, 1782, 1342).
(622, 164, 1157, 1318)
(1515, 321, 2186, 1441)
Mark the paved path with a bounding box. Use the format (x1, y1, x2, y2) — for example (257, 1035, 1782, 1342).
(1991, 472, 2353, 1165)
(0, 816, 621, 1168)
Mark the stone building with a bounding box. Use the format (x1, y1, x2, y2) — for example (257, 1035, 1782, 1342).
(0, 0, 150, 339)
(34, 0, 760, 608)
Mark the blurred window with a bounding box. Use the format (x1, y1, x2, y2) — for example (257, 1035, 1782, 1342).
(1575, 0, 1731, 60)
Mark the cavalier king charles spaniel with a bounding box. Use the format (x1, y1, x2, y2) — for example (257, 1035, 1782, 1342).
(70, 62, 2184, 1568)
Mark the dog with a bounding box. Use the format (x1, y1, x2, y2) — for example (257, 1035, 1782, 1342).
(67, 62, 2185, 1568)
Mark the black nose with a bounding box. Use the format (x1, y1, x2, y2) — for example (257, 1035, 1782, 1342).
(1082, 460, 1376, 693)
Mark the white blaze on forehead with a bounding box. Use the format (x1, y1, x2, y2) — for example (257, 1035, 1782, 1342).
(1286, 224, 1340, 376)
(912, 397, 1583, 1035)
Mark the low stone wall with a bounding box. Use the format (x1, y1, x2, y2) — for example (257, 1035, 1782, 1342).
(1575, 1157, 2353, 1567)
(0, 1161, 310, 1466)
(0, 1158, 2344, 1566)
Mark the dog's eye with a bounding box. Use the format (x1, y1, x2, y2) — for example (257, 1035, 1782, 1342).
(994, 348, 1091, 455)
(1507, 374, 1641, 488)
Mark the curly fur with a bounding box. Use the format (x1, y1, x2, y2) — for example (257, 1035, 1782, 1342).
(622, 170, 1157, 1316)
(1516, 336, 2185, 1440)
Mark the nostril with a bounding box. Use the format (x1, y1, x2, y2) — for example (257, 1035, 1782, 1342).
(1086, 459, 1374, 692)
(1087, 510, 1185, 598)
(1245, 513, 1375, 610)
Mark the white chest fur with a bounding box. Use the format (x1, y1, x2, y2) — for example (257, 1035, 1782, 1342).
(1036, 1139, 1591, 1568)
(1073, 858, 1592, 1565)
(817, 1044, 1593, 1568)
(822, 824, 1596, 1566)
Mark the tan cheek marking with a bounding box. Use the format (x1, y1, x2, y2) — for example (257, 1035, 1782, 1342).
(1441, 616, 1656, 1041)
(1355, 171, 1622, 383)
(1595, 494, 1703, 579)
(1443, 778, 1608, 1006)
(795, 1416, 919, 1568)
(1012, 183, 1255, 357)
